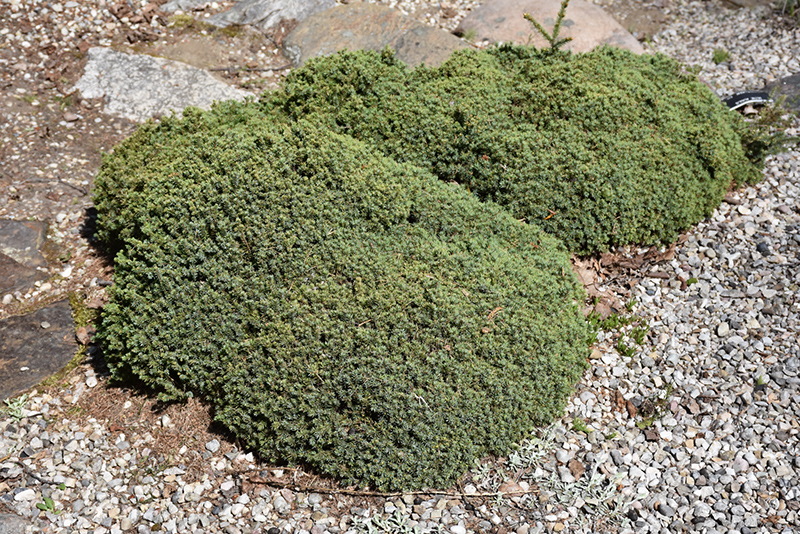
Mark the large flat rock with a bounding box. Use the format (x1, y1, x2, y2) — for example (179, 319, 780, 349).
(0, 219, 48, 296)
(0, 219, 47, 269)
(456, 0, 644, 54)
(0, 300, 76, 400)
(282, 3, 468, 67)
(207, 0, 335, 32)
(0, 253, 46, 296)
(73, 47, 252, 123)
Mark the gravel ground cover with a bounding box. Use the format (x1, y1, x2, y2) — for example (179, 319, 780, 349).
(1, 1, 799, 533)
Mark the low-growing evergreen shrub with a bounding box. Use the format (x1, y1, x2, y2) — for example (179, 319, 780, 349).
(263, 45, 766, 254)
(94, 34, 784, 491)
(95, 116, 591, 491)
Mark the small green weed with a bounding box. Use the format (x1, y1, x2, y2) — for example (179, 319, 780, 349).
(461, 28, 478, 43)
(217, 24, 244, 38)
(686, 64, 703, 76)
(615, 338, 636, 358)
(524, 0, 573, 52)
(756, 375, 766, 386)
(36, 496, 59, 515)
(625, 298, 637, 312)
(3, 394, 28, 422)
(572, 418, 593, 434)
(588, 310, 637, 333)
(712, 48, 730, 65)
(168, 14, 195, 27)
(240, 78, 270, 89)
(630, 325, 649, 345)
(635, 383, 673, 429)
(636, 414, 657, 429)
(686, 277, 698, 286)
(69, 292, 99, 329)
(604, 431, 618, 440)
(40, 293, 96, 390)
(52, 94, 73, 110)
(168, 13, 214, 32)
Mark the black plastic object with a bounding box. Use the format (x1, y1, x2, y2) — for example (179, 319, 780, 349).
(723, 91, 772, 110)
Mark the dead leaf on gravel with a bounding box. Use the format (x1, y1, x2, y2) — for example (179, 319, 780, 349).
(614, 389, 626, 412)
(600, 243, 676, 271)
(626, 400, 637, 419)
(572, 255, 623, 318)
(568, 459, 585, 480)
(498, 481, 524, 494)
(571, 256, 599, 288)
(592, 299, 614, 319)
(76, 326, 95, 345)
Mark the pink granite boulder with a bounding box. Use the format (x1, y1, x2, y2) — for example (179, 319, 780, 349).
(456, 0, 645, 54)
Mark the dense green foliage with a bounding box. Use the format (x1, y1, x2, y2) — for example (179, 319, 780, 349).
(94, 42, 776, 491)
(95, 113, 590, 491)
(262, 45, 764, 254)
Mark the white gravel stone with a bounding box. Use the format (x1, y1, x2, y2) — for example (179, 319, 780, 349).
(14, 488, 36, 501)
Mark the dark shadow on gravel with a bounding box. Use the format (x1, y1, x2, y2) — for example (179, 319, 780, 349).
(79, 206, 101, 247)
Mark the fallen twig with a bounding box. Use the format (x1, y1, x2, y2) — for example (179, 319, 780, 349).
(209, 65, 292, 72)
(15, 177, 88, 196)
(0, 460, 57, 486)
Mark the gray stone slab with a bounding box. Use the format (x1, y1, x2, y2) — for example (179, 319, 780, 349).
(0, 300, 77, 400)
(206, 0, 335, 32)
(456, 0, 644, 54)
(73, 47, 252, 123)
(0, 219, 48, 295)
(0, 219, 47, 269)
(766, 73, 800, 114)
(282, 3, 467, 67)
(0, 252, 46, 295)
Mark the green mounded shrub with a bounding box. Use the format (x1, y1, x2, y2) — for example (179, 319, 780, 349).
(95, 114, 591, 491)
(95, 35, 783, 491)
(261, 45, 766, 254)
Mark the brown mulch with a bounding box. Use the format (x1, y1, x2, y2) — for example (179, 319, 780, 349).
(572, 236, 687, 319)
